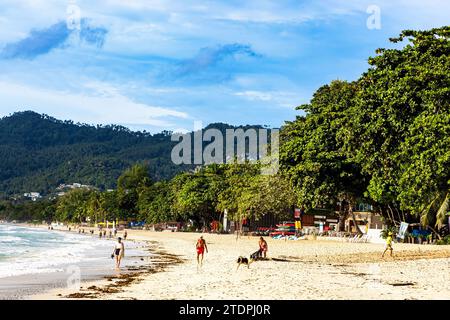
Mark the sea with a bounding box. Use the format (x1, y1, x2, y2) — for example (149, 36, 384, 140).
(0, 223, 150, 299)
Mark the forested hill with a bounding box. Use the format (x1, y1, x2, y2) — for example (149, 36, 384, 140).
(0, 111, 263, 197)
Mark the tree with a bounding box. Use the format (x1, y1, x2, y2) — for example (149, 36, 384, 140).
(347, 26, 450, 227)
(398, 113, 450, 229)
(280, 80, 368, 233)
(117, 163, 152, 220)
(171, 168, 224, 228)
(99, 190, 120, 222)
(138, 181, 174, 224)
(216, 161, 259, 222)
(238, 174, 297, 221)
(55, 189, 92, 222)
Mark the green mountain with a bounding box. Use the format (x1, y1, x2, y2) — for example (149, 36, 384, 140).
(0, 111, 265, 197)
(0, 111, 182, 197)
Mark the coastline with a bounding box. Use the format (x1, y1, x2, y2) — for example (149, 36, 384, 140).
(0, 223, 164, 299)
(25, 228, 450, 300)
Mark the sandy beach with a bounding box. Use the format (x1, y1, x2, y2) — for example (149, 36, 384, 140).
(27, 229, 450, 300)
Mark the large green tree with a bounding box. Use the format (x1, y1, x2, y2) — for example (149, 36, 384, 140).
(171, 166, 224, 228)
(117, 163, 152, 220)
(280, 80, 369, 233)
(55, 188, 92, 222)
(348, 27, 450, 227)
(138, 181, 174, 224)
(238, 173, 297, 221)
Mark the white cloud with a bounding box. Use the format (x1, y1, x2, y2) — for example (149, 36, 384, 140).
(234, 90, 306, 109)
(235, 91, 272, 101)
(0, 81, 188, 128)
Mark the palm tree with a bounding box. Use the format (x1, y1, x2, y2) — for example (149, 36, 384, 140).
(420, 191, 449, 239)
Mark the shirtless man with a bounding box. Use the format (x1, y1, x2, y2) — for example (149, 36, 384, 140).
(196, 236, 208, 267)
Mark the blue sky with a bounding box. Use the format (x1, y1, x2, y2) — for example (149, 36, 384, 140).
(0, 0, 448, 133)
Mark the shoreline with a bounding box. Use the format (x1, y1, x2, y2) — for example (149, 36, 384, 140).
(0, 223, 166, 299)
(26, 228, 450, 300)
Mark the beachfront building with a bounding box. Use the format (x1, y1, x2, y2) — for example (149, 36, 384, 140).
(300, 208, 339, 232)
(344, 210, 383, 233)
(23, 192, 42, 201)
(297, 202, 383, 234)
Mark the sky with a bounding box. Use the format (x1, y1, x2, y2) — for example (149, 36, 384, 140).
(0, 0, 448, 133)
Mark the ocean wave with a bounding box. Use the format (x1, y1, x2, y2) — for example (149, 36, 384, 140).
(0, 265, 65, 278)
(0, 225, 118, 278)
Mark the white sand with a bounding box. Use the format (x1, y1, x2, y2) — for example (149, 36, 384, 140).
(29, 230, 450, 300)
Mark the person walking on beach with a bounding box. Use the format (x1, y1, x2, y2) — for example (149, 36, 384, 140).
(382, 231, 394, 258)
(123, 230, 128, 240)
(112, 237, 125, 270)
(259, 237, 268, 259)
(196, 236, 208, 267)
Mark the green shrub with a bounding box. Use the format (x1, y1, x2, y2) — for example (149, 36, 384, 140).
(380, 226, 398, 239)
(436, 235, 450, 245)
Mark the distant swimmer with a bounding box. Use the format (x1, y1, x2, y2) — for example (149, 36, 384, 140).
(196, 236, 208, 267)
(112, 237, 125, 270)
(382, 231, 394, 258)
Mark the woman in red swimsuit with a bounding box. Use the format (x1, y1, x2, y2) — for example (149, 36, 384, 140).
(196, 236, 208, 267)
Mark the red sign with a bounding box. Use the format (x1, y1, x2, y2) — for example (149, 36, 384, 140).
(294, 208, 301, 219)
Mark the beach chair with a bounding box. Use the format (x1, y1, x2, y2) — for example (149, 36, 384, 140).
(353, 234, 369, 243)
(361, 234, 369, 243)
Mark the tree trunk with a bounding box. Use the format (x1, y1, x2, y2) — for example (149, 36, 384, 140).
(427, 225, 442, 240)
(349, 201, 363, 235)
(394, 206, 406, 223)
(384, 205, 394, 226)
(338, 205, 347, 232)
(387, 205, 399, 226)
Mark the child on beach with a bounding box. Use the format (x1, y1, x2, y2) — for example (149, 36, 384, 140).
(382, 231, 394, 258)
(196, 236, 208, 267)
